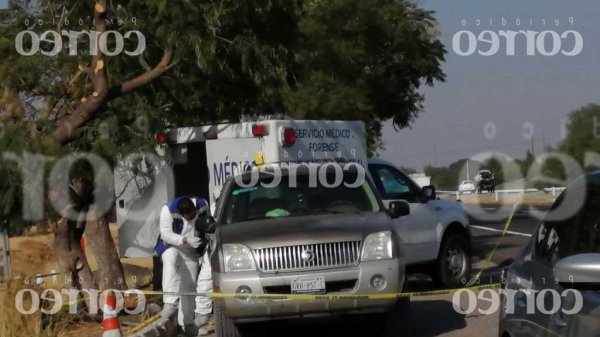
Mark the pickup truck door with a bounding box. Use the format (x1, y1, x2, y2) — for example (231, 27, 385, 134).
(368, 164, 441, 264)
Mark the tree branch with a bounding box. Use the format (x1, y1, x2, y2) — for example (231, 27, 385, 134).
(107, 47, 174, 99)
(50, 1, 108, 144)
(50, 1, 176, 145)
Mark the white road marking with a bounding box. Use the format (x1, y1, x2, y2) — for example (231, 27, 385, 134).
(470, 225, 532, 237)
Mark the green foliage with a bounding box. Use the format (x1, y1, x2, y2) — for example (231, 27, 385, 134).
(282, 0, 446, 154)
(533, 104, 600, 187)
(0, 122, 59, 233)
(515, 149, 535, 176)
(559, 104, 600, 170)
(425, 159, 477, 190)
(425, 156, 525, 190)
(0, 0, 447, 229)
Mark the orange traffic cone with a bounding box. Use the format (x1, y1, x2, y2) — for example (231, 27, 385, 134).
(101, 291, 122, 337)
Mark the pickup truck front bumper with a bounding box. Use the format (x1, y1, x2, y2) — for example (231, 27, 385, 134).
(213, 259, 404, 322)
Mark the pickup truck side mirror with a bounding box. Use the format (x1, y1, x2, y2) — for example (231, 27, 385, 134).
(196, 216, 217, 234)
(421, 186, 436, 203)
(554, 253, 600, 287)
(388, 201, 410, 219)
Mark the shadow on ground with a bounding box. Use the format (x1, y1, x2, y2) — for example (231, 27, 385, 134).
(236, 299, 466, 337)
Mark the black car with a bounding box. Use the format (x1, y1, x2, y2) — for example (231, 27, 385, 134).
(499, 172, 600, 337)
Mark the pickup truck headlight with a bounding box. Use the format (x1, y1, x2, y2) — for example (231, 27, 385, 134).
(223, 244, 256, 272)
(362, 231, 393, 261)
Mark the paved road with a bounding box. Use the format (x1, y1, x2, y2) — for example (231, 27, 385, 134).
(467, 203, 546, 281)
(209, 204, 547, 337)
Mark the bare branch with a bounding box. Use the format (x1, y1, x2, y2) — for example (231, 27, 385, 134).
(50, 1, 177, 144)
(139, 55, 152, 71)
(111, 46, 174, 98)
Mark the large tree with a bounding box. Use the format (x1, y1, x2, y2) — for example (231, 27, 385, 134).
(559, 104, 600, 168)
(538, 104, 600, 184)
(0, 0, 446, 295)
(282, 0, 446, 154)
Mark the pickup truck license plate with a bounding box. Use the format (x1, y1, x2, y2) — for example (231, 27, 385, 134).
(291, 276, 326, 294)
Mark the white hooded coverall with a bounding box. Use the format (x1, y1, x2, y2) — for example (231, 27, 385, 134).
(159, 201, 213, 327)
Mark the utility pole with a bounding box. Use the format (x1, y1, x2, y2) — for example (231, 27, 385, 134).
(542, 131, 547, 154)
(466, 160, 470, 180)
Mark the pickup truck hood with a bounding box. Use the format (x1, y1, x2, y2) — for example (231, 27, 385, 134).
(218, 212, 392, 250)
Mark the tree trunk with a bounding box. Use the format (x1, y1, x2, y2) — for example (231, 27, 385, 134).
(52, 218, 96, 290)
(85, 207, 126, 290)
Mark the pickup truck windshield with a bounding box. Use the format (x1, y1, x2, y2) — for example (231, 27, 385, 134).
(221, 171, 381, 224)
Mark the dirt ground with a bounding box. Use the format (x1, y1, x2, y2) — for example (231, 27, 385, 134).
(2, 224, 154, 337)
(8, 224, 153, 286)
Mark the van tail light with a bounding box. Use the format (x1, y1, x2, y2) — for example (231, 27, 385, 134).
(155, 132, 169, 144)
(252, 124, 268, 137)
(204, 130, 218, 140)
(281, 128, 296, 147)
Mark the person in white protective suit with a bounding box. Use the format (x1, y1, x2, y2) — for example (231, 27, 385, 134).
(156, 196, 213, 336)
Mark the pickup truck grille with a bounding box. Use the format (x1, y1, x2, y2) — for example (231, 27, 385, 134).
(254, 241, 362, 272)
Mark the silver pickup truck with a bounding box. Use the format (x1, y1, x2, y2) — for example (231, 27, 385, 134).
(206, 164, 410, 337)
(367, 159, 472, 287)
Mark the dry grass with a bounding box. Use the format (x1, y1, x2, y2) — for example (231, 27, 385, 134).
(3, 223, 155, 336)
(9, 234, 59, 282)
(440, 191, 556, 206)
(9, 224, 153, 287)
(0, 281, 98, 337)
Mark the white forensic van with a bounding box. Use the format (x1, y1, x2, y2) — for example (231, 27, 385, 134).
(115, 118, 367, 258)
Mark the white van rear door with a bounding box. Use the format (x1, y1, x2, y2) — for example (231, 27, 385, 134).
(115, 157, 174, 258)
(205, 138, 261, 207)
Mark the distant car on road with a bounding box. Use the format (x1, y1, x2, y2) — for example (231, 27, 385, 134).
(459, 180, 476, 194)
(476, 170, 495, 194)
(499, 172, 600, 337)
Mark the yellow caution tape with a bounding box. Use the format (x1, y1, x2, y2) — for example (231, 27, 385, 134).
(127, 314, 161, 334)
(466, 193, 523, 287)
(131, 283, 500, 301)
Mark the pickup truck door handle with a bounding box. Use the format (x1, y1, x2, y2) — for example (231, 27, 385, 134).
(552, 313, 567, 328)
(515, 288, 529, 309)
(516, 296, 527, 308)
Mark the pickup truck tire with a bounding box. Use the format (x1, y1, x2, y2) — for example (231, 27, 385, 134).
(215, 300, 243, 337)
(432, 232, 471, 288)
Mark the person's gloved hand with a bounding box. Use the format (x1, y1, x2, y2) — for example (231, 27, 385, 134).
(185, 236, 202, 248)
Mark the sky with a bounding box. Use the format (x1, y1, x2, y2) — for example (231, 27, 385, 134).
(0, 0, 8, 10)
(379, 0, 600, 170)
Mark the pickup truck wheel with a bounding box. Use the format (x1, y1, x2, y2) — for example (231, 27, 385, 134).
(215, 300, 244, 337)
(432, 232, 471, 288)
